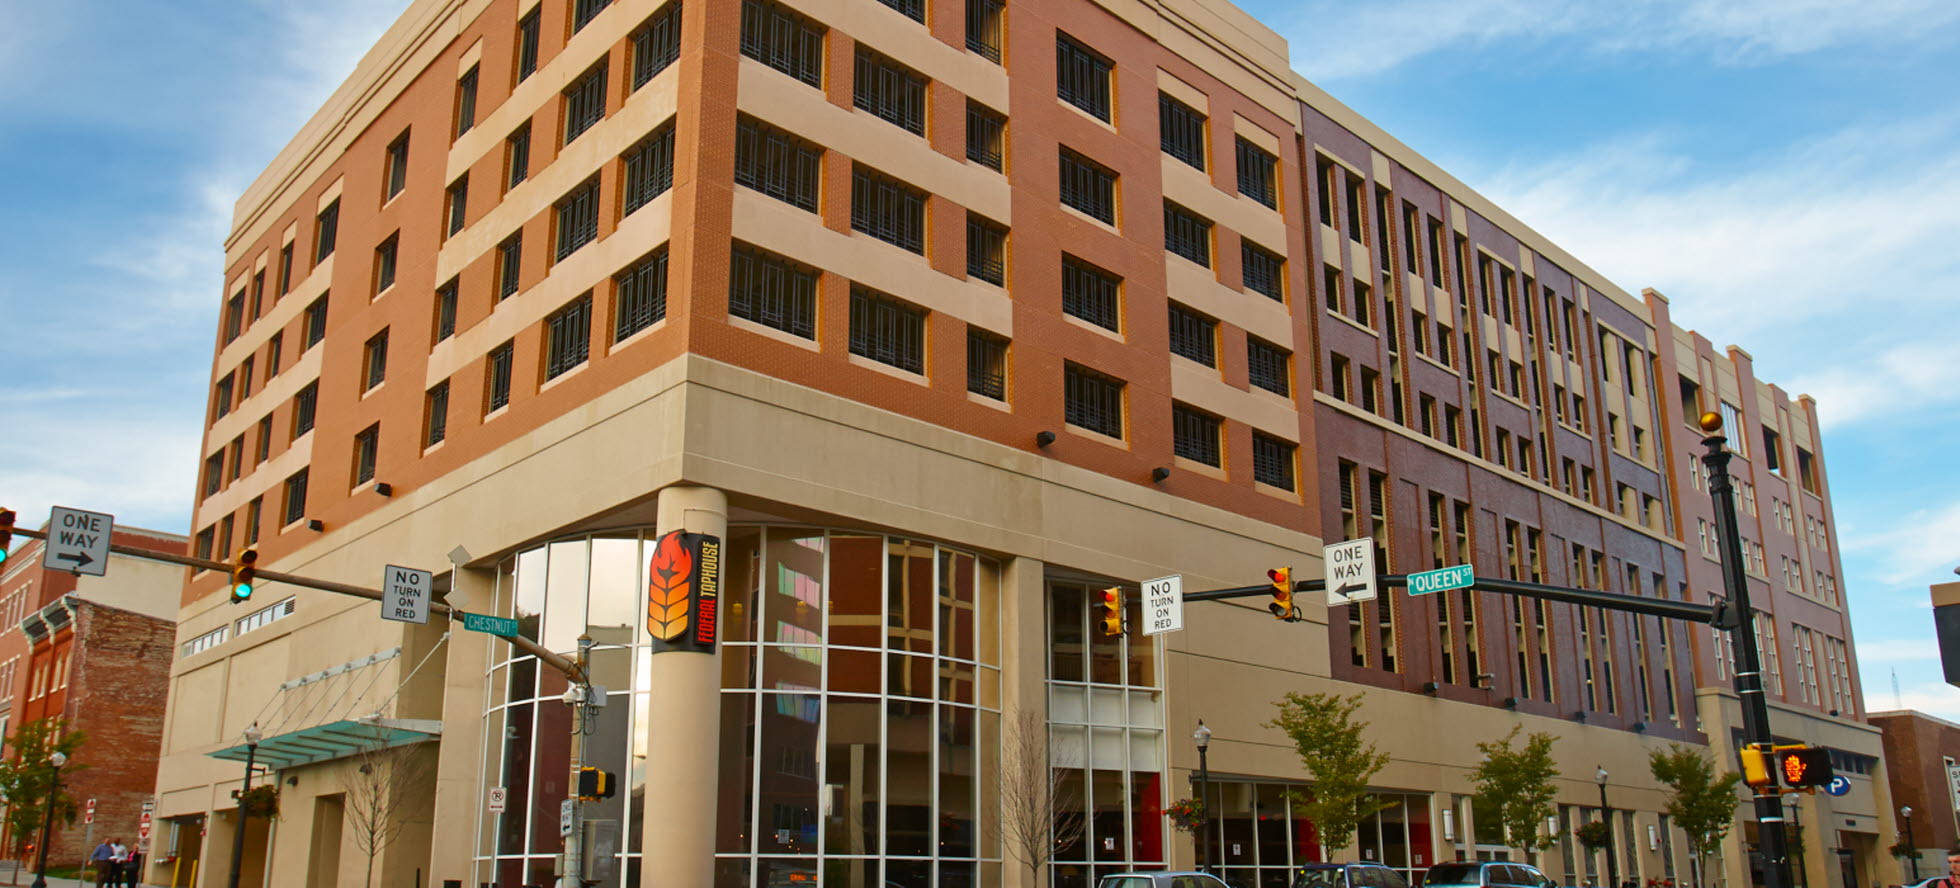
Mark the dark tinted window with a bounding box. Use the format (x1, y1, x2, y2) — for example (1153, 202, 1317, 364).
(1423, 863, 1482, 886)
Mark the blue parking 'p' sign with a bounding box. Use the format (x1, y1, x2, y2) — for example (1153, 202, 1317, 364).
(1825, 775, 1851, 796)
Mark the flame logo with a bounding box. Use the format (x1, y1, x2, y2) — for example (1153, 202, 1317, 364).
(647, 532, 693, 642)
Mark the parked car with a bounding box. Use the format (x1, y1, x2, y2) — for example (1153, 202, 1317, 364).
(1098, 872, 1233, 888)
(1421, 862, 1560, 888)
(1292, 862, 1412, 888)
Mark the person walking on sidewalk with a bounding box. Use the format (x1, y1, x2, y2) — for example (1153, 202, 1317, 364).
(90, 838, 116, 888)
(108, 838, 131, 888)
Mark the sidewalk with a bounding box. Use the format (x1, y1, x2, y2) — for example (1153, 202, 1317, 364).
(0, 877, 170, 888)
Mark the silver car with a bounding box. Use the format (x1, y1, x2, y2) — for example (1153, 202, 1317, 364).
(1099, 873, 1234, 888)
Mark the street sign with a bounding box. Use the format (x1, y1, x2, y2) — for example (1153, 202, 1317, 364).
(1408, 564, 1474, 596)
(488, 786, 507, 814)
(560, 799, 575, 837)
(84, 797, 96, 824)
(1323, 538, 1378, 605)
(1140, 575, 1184, 636)
(43, 506, 112, 577)
(461, 612, 520, 637)
(1826, 775, 1851, 797)
(381, 565, 433, 625)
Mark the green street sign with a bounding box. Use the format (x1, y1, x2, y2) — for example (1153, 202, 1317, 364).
(461, 612, 520, 637)
(1408, 564, 1474, 596)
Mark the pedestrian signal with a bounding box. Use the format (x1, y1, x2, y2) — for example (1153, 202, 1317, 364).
(1779, 747, 1834, 788)
(1740, 747, 1774, 787)
(577, 766, 616, 800)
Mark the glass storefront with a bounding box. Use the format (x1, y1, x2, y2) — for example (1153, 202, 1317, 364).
(474, 526, 1005, 888)
(1193, 783, 1432, 888)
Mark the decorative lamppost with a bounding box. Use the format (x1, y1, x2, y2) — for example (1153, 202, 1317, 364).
(1901, 806, 1919, 882)
(1194, 721, 1213, 874)
(1596, 766, 1618, 888)
(226, 722, 264, 888)
(28, 750, 68, 888)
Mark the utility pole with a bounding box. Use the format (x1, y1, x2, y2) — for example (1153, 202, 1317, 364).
(564, 634, 594, 888)
(1697, 411, 1790, 888)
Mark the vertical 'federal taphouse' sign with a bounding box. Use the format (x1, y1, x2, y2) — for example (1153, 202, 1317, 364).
(647, 531, 721, 654)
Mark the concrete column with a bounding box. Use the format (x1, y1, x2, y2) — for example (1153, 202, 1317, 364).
(639, 486, 727, 888)
(426, 564, 498, 887)
(1000, 556, 1047, 888)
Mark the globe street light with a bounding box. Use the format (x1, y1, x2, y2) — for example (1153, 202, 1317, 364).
(1901, 806, 1919, 881)
(227, 723, 264, 888)
(1596, 766, 1618, 888)
(1193, 721, 1212, 874)
(29, 750, 69, 888)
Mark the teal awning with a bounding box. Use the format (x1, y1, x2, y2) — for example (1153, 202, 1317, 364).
(207, 718, 440, 769)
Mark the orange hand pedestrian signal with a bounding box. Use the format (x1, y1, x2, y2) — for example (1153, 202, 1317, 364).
(1098, 587, 1124, 637)
(1779, 747, 1833, 788)
(1268, 567, 1295, 621)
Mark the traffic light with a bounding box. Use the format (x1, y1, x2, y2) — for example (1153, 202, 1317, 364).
(0, 508, 14, 565)
(1740, 747, 1774, 787)
(1779, 746, 1834, 788)
(1098, 587, 1124, 637)
(577, 766, 616, 800)
(230, 547, 258, 603)
(1268, 567, 1294, 621)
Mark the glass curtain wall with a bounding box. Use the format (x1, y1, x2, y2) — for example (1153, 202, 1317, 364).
(476, 527, 1003, 888)
(1187, 781, 1432, 888)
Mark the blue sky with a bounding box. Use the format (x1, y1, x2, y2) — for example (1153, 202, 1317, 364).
(1, 0, 1956, 717)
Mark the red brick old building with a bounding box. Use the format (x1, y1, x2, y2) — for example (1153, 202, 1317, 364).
(0, 524, 183, 865)
(1870, 710, 1960, 878)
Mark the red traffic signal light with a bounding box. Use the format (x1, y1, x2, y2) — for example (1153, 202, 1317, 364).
(0, 508, 14, 565)
(1098, 587, 1124, 637)
(1779, 746, 1834, 788)
(1268, 567, 1295, 621)
(230, 547, 259, 603)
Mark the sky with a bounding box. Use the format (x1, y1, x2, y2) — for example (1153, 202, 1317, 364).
(0, 0, 1956, 718)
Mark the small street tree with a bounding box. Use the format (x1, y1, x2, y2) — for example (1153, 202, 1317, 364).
(1649, 745, 1743, 888)
(1268, 692, 1390, 857)
(1000, 709, 1084, 887)
(1470, 727, 1559, 863)
(0, 719, 88, 858)
(343, 742, 431, 888)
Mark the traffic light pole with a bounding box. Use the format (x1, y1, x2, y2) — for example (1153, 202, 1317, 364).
(565, 634, 593, 888)
(1698, 416, 1791, 888)
(0, 525, 586, 684)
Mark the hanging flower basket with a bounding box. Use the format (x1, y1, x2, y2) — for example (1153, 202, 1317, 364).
(238, 785, 280, 820)
(1576, 819, 1611, 849)
(1166, 797, 1208, 834)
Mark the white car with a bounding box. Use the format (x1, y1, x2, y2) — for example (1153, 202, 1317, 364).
(1098, 873, 1234, 888)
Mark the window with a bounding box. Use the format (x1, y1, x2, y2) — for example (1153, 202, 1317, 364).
(293, 382, 318, 438)
(245, 497, 263, 546)
(425, 381, 449, 446)
(1762, 427, 1784, 473)
(850, 165, 926, 253)
(875, 0, 923, 22)
(1797, 447, 1818, 494)
(373, 233, 399, 293)
(1055, 34, 1112, 121)
(965, 0, 1003, 62)
(1159, 93, 1206, 170)
(564, 63, 608, 144)
(283, 469, 310, 525)
(854, 46, 926, 135)
(622, 123, 676, 215)
(278, 244, 294, 296)
(224, 291, 245, 343)
(1242, 241, 1284, 301)
(235, 597, 296, 636)
(250, 270, 265, 318)
(966, 328, 1007, 400)
(1720, 401, 1746, 455)
(314, 199, 339, 262)
(1323, 264, 1343, 314)
(1330, 354, 1352, 402)
(1236, 137, 1278, 208)
(729, 243, 818, 339)
(434, 280, 458, 342)
(848, 285, 926, 374)
(486, 340, 514, 413)
(1058, 148, 1116, 224)
(1061, 254, 1120, 331)
(352, 424, 379, 486)
(506, 124, 532, 190)
(255, 415, 273, 464)
(966, 214, 1006, 285)
(734, 116, 821, 212)
(1245, 338, 1290, 397)
(614, 247, 670, 341)
(213, 373, 235, 418)
(1063, 363, 1123, 438)
(545, 293, 593, 379)
(966, 100, 1006, 170)
(455, 65, 479, 137)
(363, 329, 388, 390)
(384, 131, 410, 200)
(516, 8, 541, 80)
(632, 3, 683, 88)
(573, 0, 612, 32)
(741, 0, 825, 88)
(555, 177, 601, 260)
(183, 626, 227, 658)
(1163, 202, 1212, 267)
(1344, 170, 1366, 243)
(1167, 303, 1216, 367)
(446, 177, 469, 236)
(1171, 404, 1220, 466)
(202, 453, 222, 497)
(1252, 433, 1295, 490)
(497, 233, 523, 299)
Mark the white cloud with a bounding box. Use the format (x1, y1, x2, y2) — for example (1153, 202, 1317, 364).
(1842, 500, 1960, 586)
(1857, 638, 1942, 665)
(0, 399, 204, 532)
(1274, 0, 1960, 81)
(1783, 343, 1960, 430)
(1873, 679, 1960, 723)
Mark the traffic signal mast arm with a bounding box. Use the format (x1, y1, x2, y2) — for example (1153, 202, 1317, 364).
(1186, 573, 1718, 624)
(0, 523, 584, 682)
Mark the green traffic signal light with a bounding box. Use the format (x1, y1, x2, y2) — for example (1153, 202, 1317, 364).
(231, 582, 254, 602)
(0, 507, 15, 564)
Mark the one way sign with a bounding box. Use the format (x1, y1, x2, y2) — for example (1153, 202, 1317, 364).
(1322, 538, 1377, 605)
(43, 507, 113, 577)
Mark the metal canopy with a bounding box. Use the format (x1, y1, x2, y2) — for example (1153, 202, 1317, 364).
(206, 718, 440, 770)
